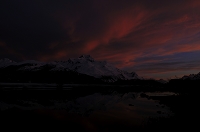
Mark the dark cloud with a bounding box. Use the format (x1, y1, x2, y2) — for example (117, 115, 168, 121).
(0, 0, 69, 60)
(123, 51, 200, 79)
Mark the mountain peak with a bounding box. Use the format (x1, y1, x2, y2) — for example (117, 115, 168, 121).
(79, 55, 94, 62)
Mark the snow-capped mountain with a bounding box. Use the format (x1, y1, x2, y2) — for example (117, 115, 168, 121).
(56, 55, 142, 81)
(181, 72, 200, 80)
(0, 58, 17, 68)
(0, 55, 142, 82)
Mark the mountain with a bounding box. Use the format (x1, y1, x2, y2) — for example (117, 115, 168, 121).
(56, 55, 142, 82)
(167, 72, 200, 92)
(181, 72, 200, 80)
(0, 58, 17, 68)
(0, 55, 142, 83)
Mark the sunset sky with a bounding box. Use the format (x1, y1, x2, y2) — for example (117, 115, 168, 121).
(1, 0, 200, 80)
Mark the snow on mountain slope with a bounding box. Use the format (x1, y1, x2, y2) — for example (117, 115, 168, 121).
(0, 58, 17, 68)
(57, 55, 142, 81)
(0, 55, 142, 81)
(17, 60, 46, 71)
(23, 62, 70, 72)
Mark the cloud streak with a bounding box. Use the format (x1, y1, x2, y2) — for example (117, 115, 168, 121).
(1, 0, 200, 79)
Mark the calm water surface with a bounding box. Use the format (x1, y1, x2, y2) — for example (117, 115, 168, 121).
(0, 88, 176, 130)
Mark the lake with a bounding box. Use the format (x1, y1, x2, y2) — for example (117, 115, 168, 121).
(0, 84, 183, 131)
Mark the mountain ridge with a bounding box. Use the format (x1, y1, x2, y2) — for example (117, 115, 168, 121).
(181, 72, 200, 80)
(0, 55, 142, 83)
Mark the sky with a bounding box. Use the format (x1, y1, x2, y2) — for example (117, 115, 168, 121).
(1, 0, 200, 80)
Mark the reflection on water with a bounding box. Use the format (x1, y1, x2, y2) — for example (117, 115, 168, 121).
(144, 91, 178, 96)
(0, 90, 174, 130)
